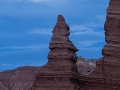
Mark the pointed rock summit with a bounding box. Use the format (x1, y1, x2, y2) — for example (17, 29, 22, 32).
(49, 15, 78, 61)
(52, 15, 70, 36)
(29, 15, 80, 90)
(57, 15, 65, 22)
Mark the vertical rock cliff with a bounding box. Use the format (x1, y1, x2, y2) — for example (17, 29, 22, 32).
(29, 15, 80, 90)
(102, 0, 120, 89)
(78, 0, 120, 90)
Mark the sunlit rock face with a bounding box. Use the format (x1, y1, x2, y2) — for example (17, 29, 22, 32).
(29, 15, 80, 90)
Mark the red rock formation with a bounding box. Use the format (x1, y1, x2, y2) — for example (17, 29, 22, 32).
(78, 0, 120, 90)
(29, 15, 80, 90)
(102, 0, 120, 89)
(30, 0, 120, 89)
(1, 0, 120, 89)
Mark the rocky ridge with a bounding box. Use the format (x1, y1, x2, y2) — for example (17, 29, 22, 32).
(0, 66, 40, 90)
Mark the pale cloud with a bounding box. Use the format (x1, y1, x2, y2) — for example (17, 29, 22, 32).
(29, 28, 52, 34)
(77, 40, 103, 48)
(0, 0, 23, 3)
(30, 0, 50, 2)
(2, 64, 12, 66)
(70, 14, 105, 35)
(96, 15, 106, 20)
(70, 24, 104, 35)
(79, 47, 102, 50)
(82, 22, 103, 28)
(0, 32, 16, 38)
(0, 45, 47, 53)
(0, 0, 50, 3)
(71, 25, 93, 32)
(69, 15, 105, 53)
(31, 0, 43, 2)
(71, 30, 104, 36)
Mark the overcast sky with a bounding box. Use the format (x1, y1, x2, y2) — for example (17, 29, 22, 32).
(0, 0, 110, 71)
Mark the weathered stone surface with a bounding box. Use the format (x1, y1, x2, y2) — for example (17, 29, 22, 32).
(1, 0, 120, 90)
(78, 0, 120, 90)
(29, 0, 120, 89)
(0, 66, 40, 90)
(29, 15, 80, 90)
(102, 0, 120, 89)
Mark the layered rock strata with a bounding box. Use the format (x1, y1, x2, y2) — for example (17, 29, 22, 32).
(79, 0, 120, 90)
(30, 15, 80, 90)
(102, 0, 120, 89)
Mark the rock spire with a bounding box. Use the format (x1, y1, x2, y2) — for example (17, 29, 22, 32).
(29, 15, 80, 90)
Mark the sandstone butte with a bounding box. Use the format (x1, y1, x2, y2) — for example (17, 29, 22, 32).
(1, 0, 120, 90)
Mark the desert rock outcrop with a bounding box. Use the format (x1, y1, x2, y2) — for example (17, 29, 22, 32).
(78, 0, 120, 90)
(29, 15, 80, 90)
(102, 0, 120, 89)
(1, 0, 120, 90)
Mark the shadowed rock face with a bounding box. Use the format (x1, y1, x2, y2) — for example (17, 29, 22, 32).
(29, 15, 80, 90)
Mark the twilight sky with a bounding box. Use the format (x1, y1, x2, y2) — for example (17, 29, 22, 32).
(0, 0, 109, 71)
